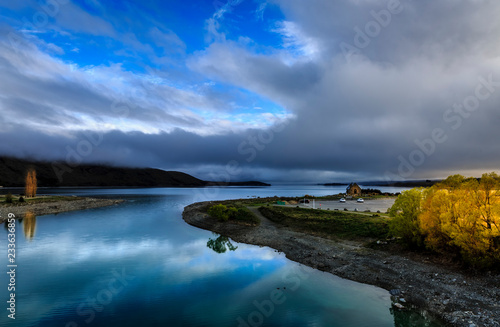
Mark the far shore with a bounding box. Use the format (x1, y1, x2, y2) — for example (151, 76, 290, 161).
(0, 195, 124, 221)
(183, 199, 500, 327)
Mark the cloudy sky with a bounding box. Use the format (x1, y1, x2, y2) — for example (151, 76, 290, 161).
(1, 0, 500, 183)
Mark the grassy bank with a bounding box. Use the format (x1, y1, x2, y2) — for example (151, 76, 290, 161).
(259, 206, 389, 241)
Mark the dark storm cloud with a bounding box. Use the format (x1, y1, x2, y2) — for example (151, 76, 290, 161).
(272, 0, 500, 64)
(186, 0, 500, 180)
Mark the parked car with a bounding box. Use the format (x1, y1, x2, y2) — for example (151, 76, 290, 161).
(339, 198, 346, 203)
(357, 198, 364, 203)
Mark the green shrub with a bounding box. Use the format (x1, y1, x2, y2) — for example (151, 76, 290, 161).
(207, 204, 230, 221)
(5, 193, 13, 204)
(227, 206, 238, 220)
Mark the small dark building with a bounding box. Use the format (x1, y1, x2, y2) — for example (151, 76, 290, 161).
(346, 183, 362, 196)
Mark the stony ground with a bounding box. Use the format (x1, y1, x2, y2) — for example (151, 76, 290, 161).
(183, 201, 500, 327)
(0, 197, 124, 221)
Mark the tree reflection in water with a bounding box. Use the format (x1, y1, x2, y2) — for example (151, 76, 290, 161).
(23, 211, 36, 241)
(207, 234, 238, 254)
(2, 212, 37, 240)
(391, 306, 444, 327)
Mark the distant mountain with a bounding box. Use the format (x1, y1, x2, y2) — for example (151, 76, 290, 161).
(321, 183, 347, 186)
(322, 180, 441, 188)
(359, 180, 441, 187)
(0, 157, 270, 188)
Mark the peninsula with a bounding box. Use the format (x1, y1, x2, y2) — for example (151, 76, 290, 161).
(0, 195, 124, 222)
(183, 197, 500, 327)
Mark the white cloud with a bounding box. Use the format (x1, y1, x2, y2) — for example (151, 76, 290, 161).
(273, 21, 321, 60)
(45, 42, 65, 55)
(0, 25, 284, 138)
(149, 27, 186, 54)
(53, 1, 116, 37)
(255, 2, 268, 21)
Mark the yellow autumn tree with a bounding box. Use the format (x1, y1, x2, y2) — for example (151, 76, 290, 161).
(418, 187, 453, 251)
(390, 173, 500, 268)
(25, 168, 37, 198)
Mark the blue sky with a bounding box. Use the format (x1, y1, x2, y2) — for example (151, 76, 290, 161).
(1, 0, 500, 182)
(0, 0, 290, 130)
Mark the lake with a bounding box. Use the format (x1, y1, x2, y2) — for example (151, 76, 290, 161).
(0, 185, 444, 326)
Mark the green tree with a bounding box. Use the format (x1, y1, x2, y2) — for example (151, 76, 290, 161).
(438, 174, 466, 189)
(388, 188, 424, 248)
(207, 235, 238, 253)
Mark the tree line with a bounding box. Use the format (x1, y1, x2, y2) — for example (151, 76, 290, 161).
(389, 173, 500, 269)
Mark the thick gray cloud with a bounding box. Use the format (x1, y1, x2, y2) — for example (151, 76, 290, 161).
(186, 0, 500, 181)
(1, 1, 500, 182)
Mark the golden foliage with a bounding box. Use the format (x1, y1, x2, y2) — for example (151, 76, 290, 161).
(25, 168, 37, 198)
(390, 173, 500, 268)
(23, 211, 36, 241)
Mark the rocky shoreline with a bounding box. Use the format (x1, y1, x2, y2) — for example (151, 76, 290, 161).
(183, 201, 500, 327)
(0, 197, 124, 221)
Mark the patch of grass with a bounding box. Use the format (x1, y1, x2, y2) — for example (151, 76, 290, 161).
(205, 203, 260, 225)
(231, 206, 260, 225)
(259, 206, 389, 240)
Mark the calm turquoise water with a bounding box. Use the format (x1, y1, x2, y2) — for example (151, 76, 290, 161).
(0, 186, 444, 327)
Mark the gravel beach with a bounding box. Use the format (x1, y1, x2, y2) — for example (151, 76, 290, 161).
(0, 197, 124, 221)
